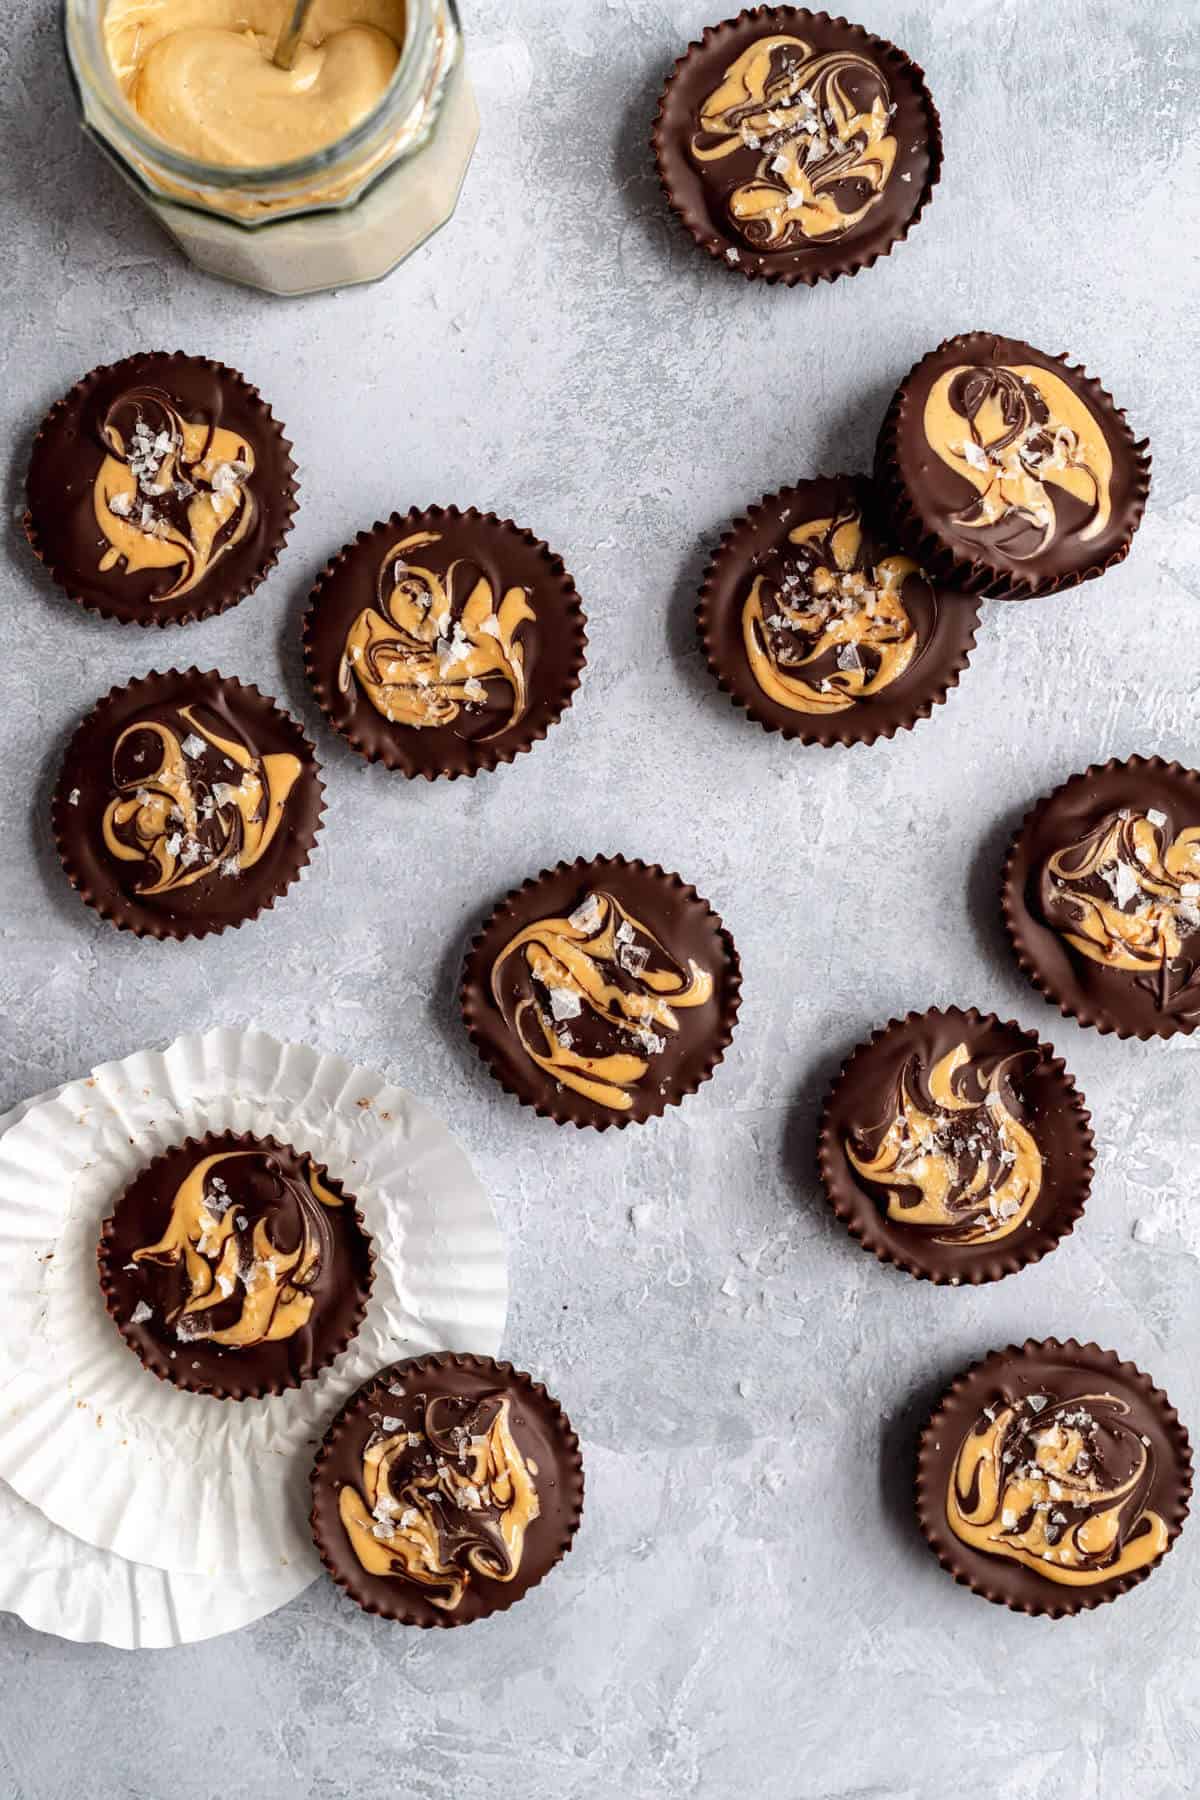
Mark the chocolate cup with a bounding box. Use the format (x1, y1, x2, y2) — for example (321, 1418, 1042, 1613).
(303, 506, 588, 779)
(916, 1339, 1193, 1617)
(97, 1131, 375, 1402)
(25, 352, 298, 628)
(310, 1353, 585, 1627)
(52, 667, 325, 942)
(697, 474, 981, 746)
(817, 1007, 1094, 1284)
(652, 7, 942, 286)
(1003, 755, 1200, 1040)
(460, 855, 743, 1130)
(874, 333, 1151, 600)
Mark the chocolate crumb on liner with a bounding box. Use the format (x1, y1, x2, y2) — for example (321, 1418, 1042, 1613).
(311, 1353, 585, 1626)
(25, 351, 298, 627)
(52, 667, 325, 942)
(1003, 755, 1200, 1040)
(303, 505, 588, 779)
(817, 1006, 1094, 1284)
(697, 473, 980, 746)
(97, 1131, 375, 1402)
(652, 7, 942, 286)
(873, 332, 1151, 600)
(916, 1338, 1192, 1617)
(461, 855, 742, 1130)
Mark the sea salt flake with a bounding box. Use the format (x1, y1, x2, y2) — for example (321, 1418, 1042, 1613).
(220, 856, 241, 878)
(108, 492, 133, 518)
(548, 986, 582, 1022)
(130, 1301, 153, 1324)
(381, 1415, 402, 1432)
(725, 247, 741, 264)
(68, 788, 80, 806)
(1026, 1394, 1049, 1413)
(569, 894, 603, 934)
(181, 733, 206, 759)
(1147, 808, 1168, 828)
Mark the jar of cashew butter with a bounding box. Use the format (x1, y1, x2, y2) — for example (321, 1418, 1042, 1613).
(64, 0, 478, 295)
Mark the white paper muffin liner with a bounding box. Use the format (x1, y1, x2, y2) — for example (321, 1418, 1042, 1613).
(0, 1029, 507, 1581)
(0, 1084, 311, 1649)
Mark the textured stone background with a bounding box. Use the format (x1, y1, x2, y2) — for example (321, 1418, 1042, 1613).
(1, 1, 1199, 1795)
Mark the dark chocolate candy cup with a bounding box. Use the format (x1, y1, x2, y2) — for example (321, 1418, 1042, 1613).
(52, 667, 325, 942)
(916, 1339, 1192, 1617)
(97, 1131, 375, 1402)
(1003, 755, 1200, 1040)
(874, 332, 1151, 599)
(303, 506, 588, 779)
(817, 1006, 1094, 1284)
(460, 855, 742, 1130)
(25, 352, 298, 627)
(310, 1353, 585, 1627)
(697, 473, 981, 746)
(653, 7, 942, 286)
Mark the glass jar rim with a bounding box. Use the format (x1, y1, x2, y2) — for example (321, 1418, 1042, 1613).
(63, 0, 437, 192)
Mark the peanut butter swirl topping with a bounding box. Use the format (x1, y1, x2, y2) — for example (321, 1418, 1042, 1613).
(132, 1149, 345, 1349)
(847, 1043, 1042, 1245)
(947, 1391, 1169, 1587)
(338, 531, 535, 733)
(1041, 810, 1200, 1003)
(338, 1392, 540, 1611)
(690, 35, 897, 247)
(922, 364, 1113, 564)
(742, 502, 920, 713)
(101, 703, 301, 896)
(490, 891, 715, 1113)
(92, 387, 256, 601)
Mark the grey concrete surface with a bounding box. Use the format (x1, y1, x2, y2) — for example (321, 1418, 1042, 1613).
(1, 1, 1199, 1795)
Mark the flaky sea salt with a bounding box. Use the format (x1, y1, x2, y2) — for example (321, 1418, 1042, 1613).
(130, 1300, 153, 1324)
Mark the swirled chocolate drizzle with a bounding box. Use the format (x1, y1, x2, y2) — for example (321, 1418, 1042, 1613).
(1040, 809, 1200, 1011)
(339, 1390, 541, 1611)
(947, 1391, 1168, 1587)
(93, 386, 256, 601)
(691, 34, 898, 248)
(490, 890, 715, 1113)
(101, 701, 301, 899)
(846, 1042, 1042, 1245)
(337, 530, 534, 735)
(742, 500, 924, 714)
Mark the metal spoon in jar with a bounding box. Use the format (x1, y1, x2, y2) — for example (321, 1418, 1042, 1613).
(272, 0, 316, 70)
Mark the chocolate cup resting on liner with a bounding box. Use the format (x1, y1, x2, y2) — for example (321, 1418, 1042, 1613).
(25, 352, 298, 628)
(52, 667, 325, 942)
(697, 473, 981, 746)
(460, 855, 743, 1130)
(303, 506, 588, 779)
(916, 1339, 1192, 1617)
(873, 333, 1151, 600)
(97, 1131, 375, 1402)
(817, 1006, 1094, 1284)
(1003, 755, 1200, 1040)
(652, 7, 943, 286)
(310, 1353, 585, 1626)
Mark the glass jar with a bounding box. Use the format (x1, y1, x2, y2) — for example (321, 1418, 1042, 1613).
(63, 0, 478, 296)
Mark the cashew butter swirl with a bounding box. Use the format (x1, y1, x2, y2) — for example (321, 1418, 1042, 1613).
(846, 1043, 1041, 1245)
(922, 364, 1113, 562)
(93, 387, 255, 601)
(132, 1150, 345, 1348)
(338, 532, 535, 734)
(743, 503, 922, 713)
(490, 891, 714, 1112)
(339, 1392, 540, 1610)
(101, 704, 301, 896)
(948, 1391, 1168, 1586)
(691, 35, 898, 247)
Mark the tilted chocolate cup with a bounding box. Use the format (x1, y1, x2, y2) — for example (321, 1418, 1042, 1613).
(874, 332, 1151, 600)
(303, 505, 588, 779)
(97, 1130, 375, 1402)
(697, 473, 981, 746)
(310, 1353, 585, 1627)
(1003, 755, 1200, 1040)
(818, 1006, 1094, 1284)
(460, 854, 743, 1130)
(652, 7, 942, 286)
(916, 1339, 1192, 1617)
(52, 667, 325, 942)
(25, 351, 298, 627)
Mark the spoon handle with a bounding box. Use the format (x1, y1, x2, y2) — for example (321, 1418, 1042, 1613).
(272, 0, 315, 70)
